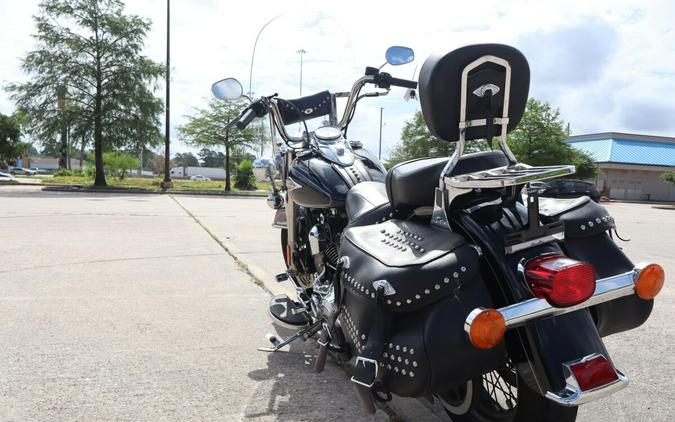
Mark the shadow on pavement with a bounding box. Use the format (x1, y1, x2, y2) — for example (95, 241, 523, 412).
(242, 326, 386, 422)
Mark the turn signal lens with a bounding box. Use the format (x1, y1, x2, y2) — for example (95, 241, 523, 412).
(468, 308, 505, 349)
(569, 355, 619, 391)
(524, 254, 596, 308)
(635, 263, 665, 300)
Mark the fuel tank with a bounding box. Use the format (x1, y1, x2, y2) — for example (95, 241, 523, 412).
(288, 147, 385, 209)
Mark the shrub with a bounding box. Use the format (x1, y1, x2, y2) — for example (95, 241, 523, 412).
(234, 159, 255, 190)
(103, 152, 139, 180)
(53, 168, 75, 177)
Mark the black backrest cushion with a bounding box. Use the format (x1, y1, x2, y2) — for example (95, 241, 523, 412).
(418, 44, 530, 142)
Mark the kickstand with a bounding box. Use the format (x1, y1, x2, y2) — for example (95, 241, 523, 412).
(257, 321, 322, 353)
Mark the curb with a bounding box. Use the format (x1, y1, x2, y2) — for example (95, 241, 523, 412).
(40, 185, 267, 197)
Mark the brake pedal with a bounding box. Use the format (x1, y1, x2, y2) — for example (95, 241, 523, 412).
(268, 294, 311, 328)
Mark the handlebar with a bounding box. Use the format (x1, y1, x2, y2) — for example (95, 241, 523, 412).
(236, 107, 257, 130)
(389, 76, 417, 89)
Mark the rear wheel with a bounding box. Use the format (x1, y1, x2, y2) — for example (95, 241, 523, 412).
(437, 358, 577, 422)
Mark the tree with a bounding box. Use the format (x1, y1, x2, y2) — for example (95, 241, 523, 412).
(662, 171, 675, 184)
(508, 98, 597, 179)
(6, 0, 164, 187)
(178, 98, 255, 191)
(197, 148, 225, 167)
(174, 152, 199, 168)
(103, 151, 138, 180)
(388, 111, 486, 166)
(0, 112, 30, 169)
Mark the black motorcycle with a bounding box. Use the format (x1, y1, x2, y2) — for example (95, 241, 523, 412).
(212, 44, 665, 421)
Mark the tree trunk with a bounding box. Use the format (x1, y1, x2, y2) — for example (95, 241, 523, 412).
(59, 112, 68, 169)
(94, 81, 106, 186)
(225, 132, 231, 192)
(79, 135, 85, 170)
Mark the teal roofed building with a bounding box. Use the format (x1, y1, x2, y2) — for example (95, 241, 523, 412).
(566, 132, 675, 201)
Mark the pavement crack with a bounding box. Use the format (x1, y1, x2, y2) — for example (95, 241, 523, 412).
(0, 253, 225, 274)
(169, 195, 273, 295)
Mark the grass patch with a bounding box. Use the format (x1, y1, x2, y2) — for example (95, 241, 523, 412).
(47, 175, 270, 193)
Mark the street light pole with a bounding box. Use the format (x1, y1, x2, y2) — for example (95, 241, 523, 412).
(162, 0, 172, 188)
(297, 49, 307, 96)
(378, 107, 383, 160)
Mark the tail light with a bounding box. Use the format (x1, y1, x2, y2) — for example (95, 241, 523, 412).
(568, 355, 619, 391)
(524, 254, 596, 307)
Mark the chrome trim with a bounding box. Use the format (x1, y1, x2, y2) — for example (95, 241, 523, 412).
(338, 76, 376, 130)
(446, 164, 576, 190)
(505, 232, 565, 254)
(545, 354, 629, 406)
(464, 267, 642, 334)
(272, 208, 287, 229)
(372, 280, 396, 296)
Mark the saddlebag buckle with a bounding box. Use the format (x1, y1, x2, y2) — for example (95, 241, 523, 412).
(351, 356, 379, 388)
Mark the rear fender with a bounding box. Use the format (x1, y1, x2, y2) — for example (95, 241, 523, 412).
(456, 211, 613, 396)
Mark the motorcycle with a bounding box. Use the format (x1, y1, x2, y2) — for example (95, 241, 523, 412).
(212, 44, 665, 421)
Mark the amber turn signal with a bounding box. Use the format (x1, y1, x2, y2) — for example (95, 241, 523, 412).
(635, 263, 665, 300)
(467, 308, 506, 349)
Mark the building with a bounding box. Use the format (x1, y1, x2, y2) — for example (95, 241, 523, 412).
(24, 156, 84, 171)
(566, 132, 675, 202)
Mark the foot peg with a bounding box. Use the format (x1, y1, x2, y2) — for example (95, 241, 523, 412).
(257, 321, 322, 353)
(268, 294, 311, 328)
(275, 272, 289, 282)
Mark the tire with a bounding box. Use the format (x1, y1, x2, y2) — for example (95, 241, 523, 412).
(437, 359, 577, 422)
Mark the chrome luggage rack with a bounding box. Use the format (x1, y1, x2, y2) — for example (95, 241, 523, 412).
(431, 54, 576, 230)
(445, 163, 574, 190)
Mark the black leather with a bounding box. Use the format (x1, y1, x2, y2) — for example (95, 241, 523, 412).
(418, 44, 530, 142)
(345, 181, 389, 222)
(340, 219, 477, 312)
(386, 150, 509, 215)
(278, 90, 333, 125)
(540, 198, 615, 238)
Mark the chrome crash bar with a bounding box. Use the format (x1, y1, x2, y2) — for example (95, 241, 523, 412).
(465, 264, 647, 333)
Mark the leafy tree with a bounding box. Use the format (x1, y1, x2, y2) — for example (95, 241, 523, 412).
(178, 98, 255, 191)
(151, 153, 172, 176)
(234, 159, 255, 190)
(508, 98, 597, 179)
(103, 151, 139, 180)
(0, 112, 30, 168)
(174, 152, 199, 168)
(388, 111, 486, 166)
(6, 0, 164, 186)
(662, 171, 675, 184)
(198, 148, 226, 168)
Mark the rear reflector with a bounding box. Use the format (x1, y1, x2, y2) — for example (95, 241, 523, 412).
(524, 254, 596, 307)
(569, 355, 619, 391)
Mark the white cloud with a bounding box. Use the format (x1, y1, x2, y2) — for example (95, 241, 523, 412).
(1, 0, 674, 158)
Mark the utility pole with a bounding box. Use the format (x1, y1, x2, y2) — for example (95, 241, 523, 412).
(57, 86, 67, 169)
(297, 49, 307, 96)
(378, 107, 383, 160)
(162, 0, 173, 188)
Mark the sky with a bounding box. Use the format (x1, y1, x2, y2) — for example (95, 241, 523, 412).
(1, 0, 674, 160)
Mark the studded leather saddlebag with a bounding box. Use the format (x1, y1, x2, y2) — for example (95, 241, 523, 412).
(339, 219, 503, 397)
(540, 198, 654, 337)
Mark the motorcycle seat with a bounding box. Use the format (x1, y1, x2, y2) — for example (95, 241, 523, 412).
(346, 150, 509, 227)
(386, 150, 509, 215)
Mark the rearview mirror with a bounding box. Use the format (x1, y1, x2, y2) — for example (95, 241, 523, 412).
(385, 46, 414, 66)
(212, 78, 243, 101)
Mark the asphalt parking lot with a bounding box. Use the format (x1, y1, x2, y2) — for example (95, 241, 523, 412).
(0, 186, 673, 421)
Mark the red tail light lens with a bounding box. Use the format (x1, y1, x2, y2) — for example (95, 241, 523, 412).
(569, 355, 619, 391)
(524, 254, 596, 307)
